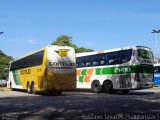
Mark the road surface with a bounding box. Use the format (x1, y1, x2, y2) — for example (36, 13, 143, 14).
(0, 89, 160, 120)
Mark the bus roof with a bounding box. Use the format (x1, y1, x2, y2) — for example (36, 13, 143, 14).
(11, 45, 73, 62)
(76, 46, 151, 57)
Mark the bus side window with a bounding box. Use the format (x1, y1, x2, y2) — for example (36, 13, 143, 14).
(86, 61, 91, 67)
(100, 60, 105, 65)
(119, 49, 132, 64)
(81, 62, 85, 67)
(154, 67, 158, 72)
(154, 67, 160, 72)
(76, 57, 81, 68)
(92, 54, 106, 66)
(92, 56, 99, 66)
(106, 52, 118, 65)
(81, 56, 92, 67)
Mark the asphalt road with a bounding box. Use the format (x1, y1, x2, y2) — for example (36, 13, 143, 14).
(0, 89, 160, 120)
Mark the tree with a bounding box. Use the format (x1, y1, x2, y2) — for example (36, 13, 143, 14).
(52, 34, 94, 53)
(0, 50, 13, 79)
(76, 47, 94, 53)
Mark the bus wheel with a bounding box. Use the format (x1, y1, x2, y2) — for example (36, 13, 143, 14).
(31, 83, 36, 94)
(91, 81, 102, 93)
(10, 82, 12, 90)
(27, 83, 31, 94)
(121, 90, 130, 94)
(103, 81, 113, 94)
(55, 90, 62, 95)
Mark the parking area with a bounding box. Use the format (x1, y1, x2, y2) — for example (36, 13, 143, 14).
(0, 89, 160, 120)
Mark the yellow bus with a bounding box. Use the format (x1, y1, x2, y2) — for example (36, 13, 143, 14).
(7, 45, 76, 95)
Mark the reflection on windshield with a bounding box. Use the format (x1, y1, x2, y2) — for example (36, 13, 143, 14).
(138, 49, 153, 59)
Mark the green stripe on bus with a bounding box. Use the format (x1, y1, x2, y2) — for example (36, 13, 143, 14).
(95, 68, 102, 75)
(96, 65, 153, 75)
(79, 76, 84, 82)
(81, 69, 87, 75)
(12, 70, 21, 85)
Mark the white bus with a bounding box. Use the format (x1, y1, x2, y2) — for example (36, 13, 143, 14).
(76, 46, 154, 94)
(7, 45, 76, 95)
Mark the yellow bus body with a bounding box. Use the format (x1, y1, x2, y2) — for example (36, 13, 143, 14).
(7, 45, 76, 93)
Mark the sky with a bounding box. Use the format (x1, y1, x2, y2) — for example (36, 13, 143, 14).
(0, 0, 160, 58)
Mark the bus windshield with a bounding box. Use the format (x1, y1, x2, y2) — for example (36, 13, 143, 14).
(138, 49, 153, 59)
(154, 65, 160, 86)
(154, 66, 160, 73)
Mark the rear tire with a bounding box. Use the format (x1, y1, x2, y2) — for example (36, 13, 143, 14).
(55, 90, 62, 95)
(121, 90, 130, 94)
(103, 81, 114, 94)
(91, 81, 102, 93)
(27, 83, 31, 94)
(31, 83, 36, 94)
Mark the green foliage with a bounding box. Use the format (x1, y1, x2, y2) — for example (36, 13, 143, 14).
(52, 34, 94, 53)
(76, 47, 94, 53)
(0, 50, 13, 79)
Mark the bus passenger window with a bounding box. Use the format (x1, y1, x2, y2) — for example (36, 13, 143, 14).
(92, 54, 106, 66)
(106, 52, 118, 65)
(86, 62, 91, 66)
(119, 49, 132, 64)
(93, 61, 99, 66)
(100, 60, 105, 65)
(154, 67, 160, 72)
(109, 59, 116, 65)
(81, 63, 85, 67)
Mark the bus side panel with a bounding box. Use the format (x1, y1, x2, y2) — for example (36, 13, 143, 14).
(154, 72, 160, 86)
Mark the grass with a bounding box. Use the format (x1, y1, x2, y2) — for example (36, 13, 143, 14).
(0, 87, 10, 91)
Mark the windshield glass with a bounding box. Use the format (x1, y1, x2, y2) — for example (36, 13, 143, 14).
(154, 66, 160, 72)
(138, 49, 153, 59)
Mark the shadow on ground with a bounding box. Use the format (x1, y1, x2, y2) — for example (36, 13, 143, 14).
(0, 90, 160, 120)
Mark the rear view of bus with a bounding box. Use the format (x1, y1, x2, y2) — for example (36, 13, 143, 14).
(135, 46, 154, 89)
(46, 46, 76, 93)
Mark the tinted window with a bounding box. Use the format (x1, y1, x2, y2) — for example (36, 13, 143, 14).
(154, 66, 160, 72)
(76, 57, 81, 68)
(92, 54, 106, 66)
(76, 49, 132, 68)
(106, 52, 118, 65)
(81, 56, 92, 67)
(10, 50, 44, 71)
(119, 49, 132, 64)
(138, 49, 153, 59)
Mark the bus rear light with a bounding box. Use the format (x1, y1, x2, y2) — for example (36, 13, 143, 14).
(135, 73, 140, 82)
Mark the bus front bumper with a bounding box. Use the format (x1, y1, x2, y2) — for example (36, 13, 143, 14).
(138, 82, 153, 89)
(46, 82, 76, 91)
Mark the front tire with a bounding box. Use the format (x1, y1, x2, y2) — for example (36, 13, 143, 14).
(10, 82, 12, 89)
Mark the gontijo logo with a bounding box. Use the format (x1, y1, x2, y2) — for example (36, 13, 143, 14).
(56, 49, 70, 57)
